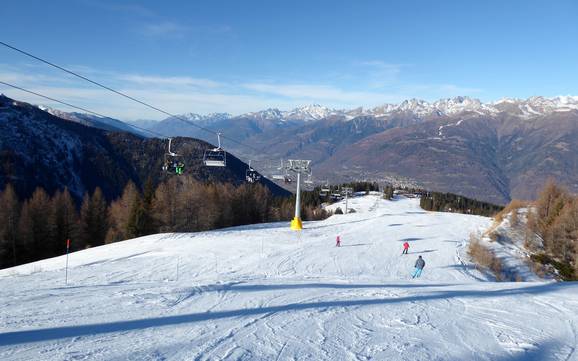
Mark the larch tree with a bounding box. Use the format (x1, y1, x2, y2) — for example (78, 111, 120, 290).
(0, 184, 21, 267)
(107, 182, 140, 243)
(49, 188, 79, 254)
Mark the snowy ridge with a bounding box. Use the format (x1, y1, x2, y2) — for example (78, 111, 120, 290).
(166, 112, 233, 123)
(35, 94, 578, 126)
(2, 195, 577, 360)
(238, 95, 578, 121)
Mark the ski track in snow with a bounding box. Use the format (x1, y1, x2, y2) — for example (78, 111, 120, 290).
(1, 195, 578, 360)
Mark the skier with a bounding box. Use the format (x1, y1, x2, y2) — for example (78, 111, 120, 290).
(402, 241, 410, 255)
(412, 255, 425, 278)
(175, 162, 184, 175)
(336, 235, 341, 247)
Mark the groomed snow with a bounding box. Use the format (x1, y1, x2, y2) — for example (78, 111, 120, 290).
(1, 195, 578, 360)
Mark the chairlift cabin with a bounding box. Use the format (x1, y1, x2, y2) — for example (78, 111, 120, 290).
(162, 138, 185, 175)
(203, 133, 226, 167)
(245, 160, 261, 183)
(246, 169, 261, 183)
(321, 181, 330, 194)
(303, 174, 314, 190)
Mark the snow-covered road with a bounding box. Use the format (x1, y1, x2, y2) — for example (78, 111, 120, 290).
(1, 195, 578, 360)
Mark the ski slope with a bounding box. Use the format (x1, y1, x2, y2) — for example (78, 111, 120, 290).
(1, 195, 578, 360)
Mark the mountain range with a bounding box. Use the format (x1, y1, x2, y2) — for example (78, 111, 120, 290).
(146, 95, 578, 125)
(139, 96, 578, 204)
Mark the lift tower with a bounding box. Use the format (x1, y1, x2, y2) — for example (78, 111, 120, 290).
(285, 159, 312, 230)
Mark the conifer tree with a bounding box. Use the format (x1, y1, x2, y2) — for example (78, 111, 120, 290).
(27, 188, 51, 259)
(106, 182, 140, 243)
(80, 187, 109, 247)
(0, 184, 21, 267)
(17, 200, 34, 263)
(49, 188, 79, 254)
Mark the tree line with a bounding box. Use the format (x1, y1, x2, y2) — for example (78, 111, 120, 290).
(420, 191, 503, 217)
(0, 176, 329, 269)
(523, 180, 578, 280)
(306, 181, 381, 205)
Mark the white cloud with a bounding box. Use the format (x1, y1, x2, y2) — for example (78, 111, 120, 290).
(141, 21, 191, 38)
(121, 74, 223, 88)
(0, 63, 485, 120)
(242, 82, 403, 106)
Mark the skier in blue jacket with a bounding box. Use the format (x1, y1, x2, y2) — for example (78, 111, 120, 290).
(412, 256, 425, 278)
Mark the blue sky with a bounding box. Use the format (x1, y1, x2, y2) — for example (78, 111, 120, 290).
(1, 0, 577, 119)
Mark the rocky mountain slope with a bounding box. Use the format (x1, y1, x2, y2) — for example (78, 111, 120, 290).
(38, 105, 148, 137)
(0, 95, 287, 202)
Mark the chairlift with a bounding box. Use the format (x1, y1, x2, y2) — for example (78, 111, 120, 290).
(269, 160, 286, 180)
(303, 174, 314, 190)
(203, 132, 226, 167)
(245, 160, 262, 183)
(162, 138, 185, 175)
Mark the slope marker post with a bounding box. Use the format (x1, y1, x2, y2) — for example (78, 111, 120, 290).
(65, 239, 70, 286)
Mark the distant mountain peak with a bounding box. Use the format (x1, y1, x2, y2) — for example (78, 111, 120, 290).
(284, 104, 334, 121)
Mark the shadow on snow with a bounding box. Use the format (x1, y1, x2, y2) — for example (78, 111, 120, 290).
(1, 282, 576, 346)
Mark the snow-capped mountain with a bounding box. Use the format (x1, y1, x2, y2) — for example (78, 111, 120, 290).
(242, 108, 285, 121)
(240, 105, 335, 122)
(283, 104, 335, 121)
(365, 95, 578, 119)
(150, 96, 578, 128)
(237, 96, 578, 122)
(174, 112, 232, 122)
(493, 96, 578, 118)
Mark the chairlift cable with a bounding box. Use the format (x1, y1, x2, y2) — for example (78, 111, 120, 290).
(0, 41, 262, 154)
(0, 80, 166, 139)
(0, 41, 317, 182)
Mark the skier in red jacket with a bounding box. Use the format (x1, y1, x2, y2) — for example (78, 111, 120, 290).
(402, 241, 409, 255)
(336, 235, 341, 247)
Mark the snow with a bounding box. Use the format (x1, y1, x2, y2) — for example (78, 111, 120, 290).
(438, 119, 465, 137)
(1, 195, 578, 360)
(283, 104, 334, 121)
(477, 209, 552, 282)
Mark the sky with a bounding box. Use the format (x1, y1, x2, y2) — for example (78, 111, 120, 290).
(1, 0, 577, 120)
